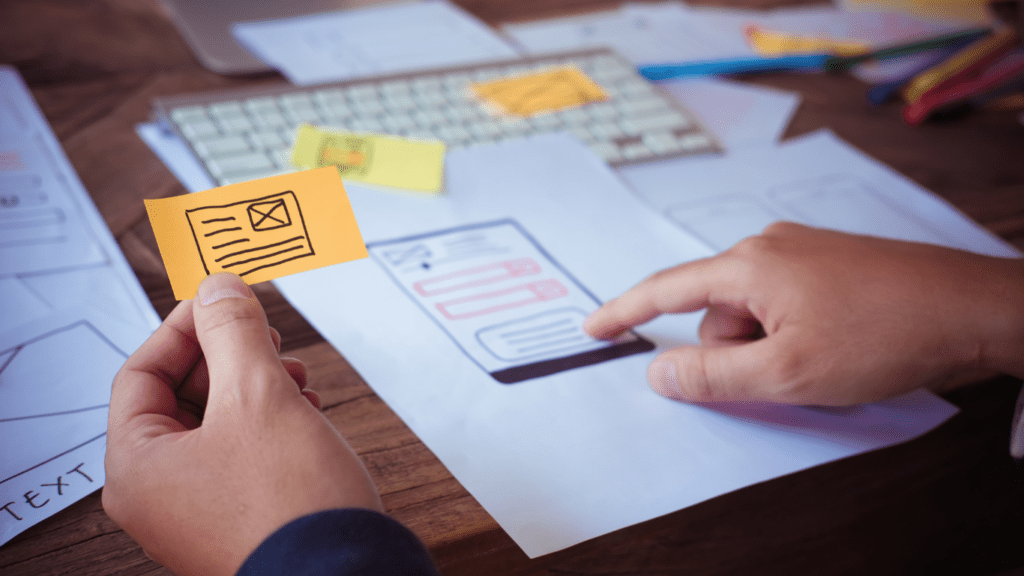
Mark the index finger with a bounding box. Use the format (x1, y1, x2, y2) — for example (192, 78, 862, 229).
(107, 300, 200, 436)
(584, 254, 745, 340)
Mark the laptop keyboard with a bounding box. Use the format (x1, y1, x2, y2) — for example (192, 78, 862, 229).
(153, 49, 721, 187)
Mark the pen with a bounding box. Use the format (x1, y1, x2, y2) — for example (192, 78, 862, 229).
(866, 37, 981, 105)
(638, 54, 830, 81)
(902, 57, 1024, 124)
(901, 28, 1017, 103)
(637, 28, 993, 81)
(824, 27, 993, 73)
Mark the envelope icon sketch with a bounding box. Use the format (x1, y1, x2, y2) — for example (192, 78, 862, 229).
(146, 167, 367, 300)
(247, 198, 291, 230)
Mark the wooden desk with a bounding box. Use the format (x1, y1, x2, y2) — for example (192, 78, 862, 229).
(2, 1, 1023, 574)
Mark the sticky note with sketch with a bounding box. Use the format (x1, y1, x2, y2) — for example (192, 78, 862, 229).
(146, 167, 367, 300)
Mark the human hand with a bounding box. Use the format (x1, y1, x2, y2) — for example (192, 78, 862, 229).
(103, 273, 382, 576)
(585, 222, 1024, 406)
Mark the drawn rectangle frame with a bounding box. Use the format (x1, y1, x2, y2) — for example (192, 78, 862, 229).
(184, 190, 315, 277)
(367, 219, 654, 384)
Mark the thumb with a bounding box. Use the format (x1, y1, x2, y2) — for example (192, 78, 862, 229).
(192, 273, 287, 410)
(646, 339, 782, 404)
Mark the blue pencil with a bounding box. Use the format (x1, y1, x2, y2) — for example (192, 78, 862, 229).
(638, 54, 831, 81)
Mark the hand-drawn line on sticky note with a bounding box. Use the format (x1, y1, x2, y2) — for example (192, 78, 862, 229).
(185, 190, 314, 278)
(470, 66, 607, 116)
(146, 167, 367, 300)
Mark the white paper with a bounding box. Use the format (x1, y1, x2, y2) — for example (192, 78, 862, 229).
(617, 129, 1019, 258)
(0, 67, 160, 329)
(659, 77, 800, 148)
(0, 82, 105, 275)
(273, 134, 959, 557)
(0, 308, 152, 546)
(0, 67, 160, 546)
(0, 278, 51, 332)
(231, 0, 520, 86)
(503, 2, 751, 67)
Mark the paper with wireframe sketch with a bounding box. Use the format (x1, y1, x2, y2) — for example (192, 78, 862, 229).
(145, 167, 367, 300)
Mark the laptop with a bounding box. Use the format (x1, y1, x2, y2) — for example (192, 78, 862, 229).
(161, 0, 410, 74)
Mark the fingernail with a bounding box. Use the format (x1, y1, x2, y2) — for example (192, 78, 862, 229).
(197, 273, 250, 306)
(648, 360, 680, 398)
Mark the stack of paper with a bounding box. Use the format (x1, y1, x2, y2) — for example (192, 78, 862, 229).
(0, 67, 157, 547)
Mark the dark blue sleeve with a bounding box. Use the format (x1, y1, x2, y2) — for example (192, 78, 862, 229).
(237, 508, 441, 576)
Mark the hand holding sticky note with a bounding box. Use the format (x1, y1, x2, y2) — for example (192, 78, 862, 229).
(291, 125, 446, 193)
(145, 167, 367, 300)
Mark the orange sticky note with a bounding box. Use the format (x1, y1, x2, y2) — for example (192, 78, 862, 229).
(145, 167, 367, 300)
(471, 66, 607, 116)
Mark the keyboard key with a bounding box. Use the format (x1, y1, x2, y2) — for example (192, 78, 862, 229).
(588, 141, 623, 162)
(280, 93, 315, 109)
(413, 109, 447, 128)
(208, 101, 245, 118)
(244, 97, 279, 115)
(382, 114, 417, 132)
(284, 107, 322, 125)
(206, 152, 275, 177)
(248, 130, 287, 150)
(253, 111, 289, 130)
(181, 120, 220, 139)
(678, 133, 712, 150)
(351, 99, 386, 116)
(641, 131, 681, 154)
(587, 102, 619, 121)
(193, 135, 251, 158)
(620, 112, 691, 135)
(589, 122, 624, 140)
(217, 115, 255, 134)
(270, 148, 295, 169)
(620, 142, 652, 160)
(218, 167, 295, 186)
(171, 106, 208, 124)
(436, 124, 472, 141)
(620, 95, 672, 116)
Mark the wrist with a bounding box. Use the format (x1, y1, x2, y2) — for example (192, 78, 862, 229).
(966, 255, 1024, 379)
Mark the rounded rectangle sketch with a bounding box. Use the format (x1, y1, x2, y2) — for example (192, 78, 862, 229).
(766, 174, 951, 245)
(367, 219, 654, 384)
(477, 307, 597, 361)
(185, 190, 315, 277)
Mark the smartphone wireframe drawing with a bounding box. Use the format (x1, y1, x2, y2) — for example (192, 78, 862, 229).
(367, 219, 654, 383)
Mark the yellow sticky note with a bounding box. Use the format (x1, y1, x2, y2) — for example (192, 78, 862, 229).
(145, 167, 367, 300)
(291, 125, 445, 193)
(471, 66, 607, 116)
(745, 25, 870, 57)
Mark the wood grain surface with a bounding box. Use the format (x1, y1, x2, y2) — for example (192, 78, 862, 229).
(1, 1, 1023, 574)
